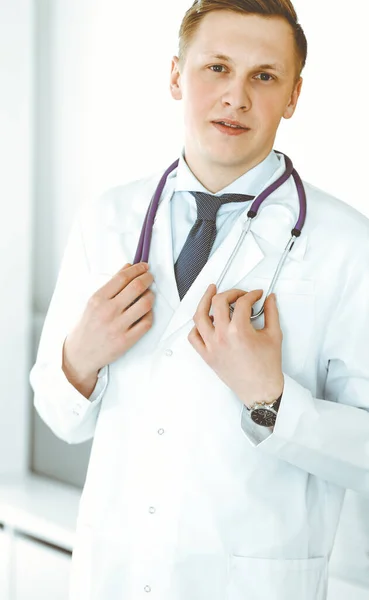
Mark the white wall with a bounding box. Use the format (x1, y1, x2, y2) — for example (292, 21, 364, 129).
(277, 1, 369, 206)
(0, 0, 33, 476)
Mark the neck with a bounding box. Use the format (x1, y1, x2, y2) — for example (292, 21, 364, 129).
(183, 147, 273, 194)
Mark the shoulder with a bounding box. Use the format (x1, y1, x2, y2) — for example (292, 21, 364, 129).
(78, 169, 166, 229)
(94, 170, 164, 212)
(101, 171, 164, 203)
(303, 180, 369, 254)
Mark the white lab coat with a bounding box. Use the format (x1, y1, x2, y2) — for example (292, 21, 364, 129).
(30, 154, 369, 600)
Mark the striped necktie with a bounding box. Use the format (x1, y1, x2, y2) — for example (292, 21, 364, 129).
(174, 191, 255, 300)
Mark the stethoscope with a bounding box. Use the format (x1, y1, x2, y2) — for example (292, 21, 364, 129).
(133, 151, 307, 321)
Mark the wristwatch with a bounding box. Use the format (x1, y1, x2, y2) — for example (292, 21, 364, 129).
(247, 394, 283, 427)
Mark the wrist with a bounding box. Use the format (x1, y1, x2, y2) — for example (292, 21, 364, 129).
(244, 377, 284, 411)
(62, 338, 99, 394)
(248, 392, 282, 410)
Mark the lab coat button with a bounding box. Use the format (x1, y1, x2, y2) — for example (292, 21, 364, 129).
(144, 585, 151, 593)
(164, 349, 173, 357)
(149, 506, 156, 514)
(158, 428, 165, 435)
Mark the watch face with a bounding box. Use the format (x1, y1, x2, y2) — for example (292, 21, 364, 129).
(251, 408, 277, 427)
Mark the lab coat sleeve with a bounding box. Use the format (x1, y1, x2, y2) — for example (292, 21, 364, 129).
(240, 239, 369, 496)
(30, 205, 108, 445)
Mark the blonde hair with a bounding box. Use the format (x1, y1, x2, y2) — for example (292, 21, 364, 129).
(178, 0, 307, 81)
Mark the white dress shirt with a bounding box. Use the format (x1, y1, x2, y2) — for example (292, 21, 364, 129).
(172, 149, 280, 262)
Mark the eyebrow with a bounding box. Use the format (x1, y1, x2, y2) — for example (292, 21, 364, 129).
(202, 53, 287, 75)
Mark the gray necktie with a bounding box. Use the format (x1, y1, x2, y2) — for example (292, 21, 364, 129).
(174, 191, 255, 300)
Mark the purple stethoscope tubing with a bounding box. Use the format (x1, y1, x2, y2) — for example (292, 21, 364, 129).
(133, 151, 307, 320)
(133, 159, 180, 265)
(134, 152, 306, 264)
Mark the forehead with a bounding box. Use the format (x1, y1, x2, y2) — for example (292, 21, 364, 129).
(188, 11, 296, 68)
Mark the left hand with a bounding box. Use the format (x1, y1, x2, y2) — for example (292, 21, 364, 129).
(188, 285, 285, 409)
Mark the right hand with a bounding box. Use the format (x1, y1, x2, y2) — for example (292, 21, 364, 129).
(62, 262, 155, 384)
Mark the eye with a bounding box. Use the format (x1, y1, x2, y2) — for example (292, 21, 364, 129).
(209, 65, 227, 73)
(255, 72, 274, 82)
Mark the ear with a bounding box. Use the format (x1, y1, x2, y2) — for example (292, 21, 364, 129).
(170, 56, 183, 101)
(283, 77, 303, 120)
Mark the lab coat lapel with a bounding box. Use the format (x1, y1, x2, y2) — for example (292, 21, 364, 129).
(158, 215, 265, 341)
(149, 173, 181, 312)
(103, 159, 309, 344)
(100, 171, 180, 315)
(119, 173, 266, 338)
(249, 179, 309, 265)
(157, 156, 309, 342)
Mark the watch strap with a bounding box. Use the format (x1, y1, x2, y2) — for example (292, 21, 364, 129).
(248, 392, 283, 413)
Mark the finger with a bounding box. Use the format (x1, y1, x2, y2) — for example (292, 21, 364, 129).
(113, 271, 154, 310)
(263, 293, 282, 335)
(193, 284, 217, 342)
(188, 325, 207, 357)
(212, 288, 249, 326)
(120, 310, 154, 346)
(97, 263, 149, 300)
(118, 289, 155, 328)
(232, 289, 264, 328)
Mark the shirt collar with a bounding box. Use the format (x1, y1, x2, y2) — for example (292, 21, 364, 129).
(174, 148, 281, 197)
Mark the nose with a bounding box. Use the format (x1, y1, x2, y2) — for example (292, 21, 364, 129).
(221, 77, 251, 111)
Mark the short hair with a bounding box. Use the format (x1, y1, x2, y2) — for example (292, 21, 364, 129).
(178, 0, 308, 81)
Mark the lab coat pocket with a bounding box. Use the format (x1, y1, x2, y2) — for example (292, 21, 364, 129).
(248, 277, 315, 376)
(226, 555, 328, 600)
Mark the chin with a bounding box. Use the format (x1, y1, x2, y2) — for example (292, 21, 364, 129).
(206, 147, 252, 168)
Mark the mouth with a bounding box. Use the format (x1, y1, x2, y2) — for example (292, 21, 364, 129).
(212, 119, 251, 136)
(212, 119, 250, 130)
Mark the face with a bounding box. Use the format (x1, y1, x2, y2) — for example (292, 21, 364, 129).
(170, 11, 303, 190)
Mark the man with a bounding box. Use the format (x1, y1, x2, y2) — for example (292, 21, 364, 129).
(30, 1, 369, 599)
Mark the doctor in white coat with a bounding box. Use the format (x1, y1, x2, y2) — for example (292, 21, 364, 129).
(30, 1, 369, 599)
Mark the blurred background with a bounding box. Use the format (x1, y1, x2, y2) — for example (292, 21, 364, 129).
(0, 0, 368, 598)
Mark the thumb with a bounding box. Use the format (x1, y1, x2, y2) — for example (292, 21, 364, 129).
(263, 293, 281, 333)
